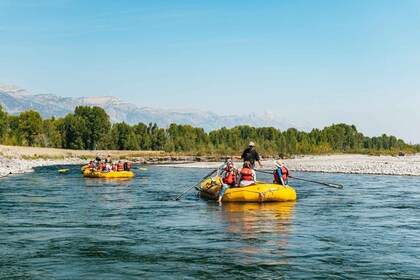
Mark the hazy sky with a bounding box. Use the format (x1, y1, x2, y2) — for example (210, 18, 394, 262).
(1, 0, 419, 143)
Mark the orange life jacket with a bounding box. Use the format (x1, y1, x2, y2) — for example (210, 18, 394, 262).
(240, 168, 253, 181)
(273, 166, 289, 182)
(126, 162, 131, 169)
(112, 165, 117, 171)
(222, 170, 237, 185)
(117, 163, 124, 171)
(88, 162, 94, 168)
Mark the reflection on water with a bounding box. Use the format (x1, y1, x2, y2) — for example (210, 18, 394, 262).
(220, 202, 296, 265)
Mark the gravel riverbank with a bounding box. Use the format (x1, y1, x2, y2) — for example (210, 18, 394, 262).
(156, 154, 420, 176)
(1, 144, 420, 177)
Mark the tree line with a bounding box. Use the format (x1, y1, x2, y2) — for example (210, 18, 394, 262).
(0, 104, 418, 156)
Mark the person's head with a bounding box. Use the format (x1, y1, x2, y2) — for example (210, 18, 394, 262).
(227, 162, 234, 170)
(274, 160, 283, 168)
(243, 161, 251, 168)
(248, 142, 255, 149)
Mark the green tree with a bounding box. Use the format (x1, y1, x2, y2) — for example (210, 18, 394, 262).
(74, 106, 111, 150)
(59, 114, 86, 149)
(18, 110, 43, 146)
(0, 104, 8, 142)
(42, 117, 62, 148)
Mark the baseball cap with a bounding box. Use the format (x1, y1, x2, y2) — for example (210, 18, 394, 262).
(248, 142, 255, 147)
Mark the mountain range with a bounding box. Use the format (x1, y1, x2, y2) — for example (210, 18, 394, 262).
(0, 84, 310, 132)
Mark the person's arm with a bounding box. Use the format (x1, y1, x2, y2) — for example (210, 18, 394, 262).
(255, 151, 263, 168)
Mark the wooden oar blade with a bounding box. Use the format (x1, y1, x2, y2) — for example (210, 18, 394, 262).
(58, 169, 70, 173)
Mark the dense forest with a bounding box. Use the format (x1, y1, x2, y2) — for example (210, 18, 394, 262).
(0, 104, 418, 157)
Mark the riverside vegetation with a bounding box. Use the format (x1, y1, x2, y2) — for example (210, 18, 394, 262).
(0, 104, 419, 157)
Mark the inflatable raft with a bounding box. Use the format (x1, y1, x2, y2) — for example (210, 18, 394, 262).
(83, 169, 135, 178)
(198, 177, 296, 202)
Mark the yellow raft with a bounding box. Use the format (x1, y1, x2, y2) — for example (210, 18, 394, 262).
(83, 169, 135, 179)
(199, 177, 296, 203)
(80, 165, 88, 173)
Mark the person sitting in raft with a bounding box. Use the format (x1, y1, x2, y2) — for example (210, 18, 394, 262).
(117, 161, 124, 171)
(273, 160, 289, 186)
(218, 162, 238, 203)
(111, 164, 117, 172)
(216, 157, 233, 178)
(238, 161, 256, 187)
(123, 161, 131, 171)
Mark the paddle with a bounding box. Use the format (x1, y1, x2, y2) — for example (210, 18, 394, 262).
(256, 170, 343, 189)
(58, 167, 81, 173)
(173, 169, 217, 201)
(139, 167, 148, 171)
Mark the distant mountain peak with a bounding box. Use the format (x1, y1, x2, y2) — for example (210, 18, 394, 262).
(0, 84, 310, 132)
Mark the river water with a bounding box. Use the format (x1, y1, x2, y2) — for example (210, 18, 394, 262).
(0, 166, 419, 279)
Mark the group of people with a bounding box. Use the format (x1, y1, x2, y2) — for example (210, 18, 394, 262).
(87, 154, 131, 172)
(217, 142, 289, 203)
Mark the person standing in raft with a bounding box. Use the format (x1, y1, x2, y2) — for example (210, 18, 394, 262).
(238, 161, 256, 187)
(105, 154, 112, 164)
(241, 142, 263, 169)
(218, 162, 238, 203)
(273, 160, 289, 186)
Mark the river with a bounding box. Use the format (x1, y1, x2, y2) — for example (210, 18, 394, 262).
(0, 166, 419, 279)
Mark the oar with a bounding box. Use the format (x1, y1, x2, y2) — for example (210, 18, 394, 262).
(255, 170, 343, 189)
(139, 167, 148, 171)
(173, 169, 217, 201)
(58, 168, 79, 173)
(289, 175, 343, 189)
(58, 166, 84, 173)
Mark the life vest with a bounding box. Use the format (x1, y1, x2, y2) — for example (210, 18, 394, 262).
(273, 166, 289, 182)
(222, 170, 237, 185)
(124, 162, 131, 171)
(112, 165, 117, 171)
(240, 168, 253, 181)
(117, 163, 124, 171)
(88, 162, 94, 168)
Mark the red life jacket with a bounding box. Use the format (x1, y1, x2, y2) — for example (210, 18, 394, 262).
(273, 167, 289, 182)
(88, 162, 94, 168)
(240, 168, 253, 181)
(112, 165, 117, 171)
(102, 165, 107, 171)
(222, 170, 237, 185)
(117, 163, 124, 171)
(126, 162, 131, 169)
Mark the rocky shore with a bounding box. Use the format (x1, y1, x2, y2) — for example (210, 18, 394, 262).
(156, 154, 420, 176)
(1, 144, 420, 177)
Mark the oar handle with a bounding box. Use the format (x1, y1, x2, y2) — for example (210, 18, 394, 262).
(173, 169, 217, 201)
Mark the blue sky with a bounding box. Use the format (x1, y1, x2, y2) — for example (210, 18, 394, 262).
(1, 0, 420, 143)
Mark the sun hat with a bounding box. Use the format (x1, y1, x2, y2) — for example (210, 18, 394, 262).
(248, 141, 255, 147)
